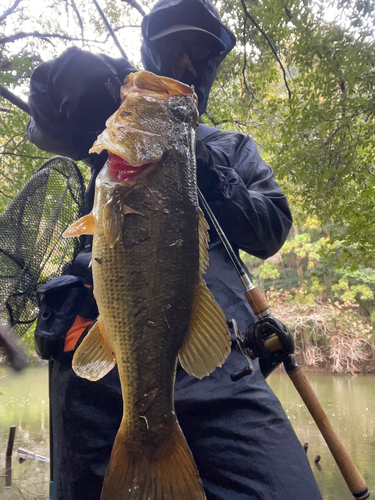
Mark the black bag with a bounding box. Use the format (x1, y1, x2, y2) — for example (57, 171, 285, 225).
(35, 275, 87, 360)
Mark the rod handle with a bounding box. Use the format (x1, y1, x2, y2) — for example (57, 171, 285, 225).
(244, 287, 269, 316)
(287, 366, 369, 499)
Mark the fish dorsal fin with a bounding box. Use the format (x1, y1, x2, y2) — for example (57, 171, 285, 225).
(199, 208, 209, 274)
(178, 277, 231, 379)
(72, 318, 116, 381)
(62, 212, 95, 238)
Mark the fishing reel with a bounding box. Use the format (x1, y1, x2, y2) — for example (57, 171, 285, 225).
(228, 315, 295, 380)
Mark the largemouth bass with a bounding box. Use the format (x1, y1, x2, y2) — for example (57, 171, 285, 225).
(63, 71, 230, 500)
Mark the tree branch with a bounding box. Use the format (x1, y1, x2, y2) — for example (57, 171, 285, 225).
(0, 0, 23, 23)
(0, 189, 14, 200)
(205, 115, 254, 128)
(0, 169, 19, 190)
(323, 124, 345, 146)
(92, 0, 128, 59)
(70, 0, 85, 44)
(239, 0, 292, 99)
(0, 84, 30, 115)
(0, 152, 48, 160)
(0, 32, 98, 45)
(241, 14, 255, 101)
(121, 0, 145, 17)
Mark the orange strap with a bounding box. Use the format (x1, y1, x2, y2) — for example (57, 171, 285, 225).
(64, 315, 94, 352)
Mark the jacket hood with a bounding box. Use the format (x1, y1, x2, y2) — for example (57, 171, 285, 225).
(141, 0, 236, 114)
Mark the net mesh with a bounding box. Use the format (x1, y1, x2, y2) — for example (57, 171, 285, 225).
(0, 156, 85, 337)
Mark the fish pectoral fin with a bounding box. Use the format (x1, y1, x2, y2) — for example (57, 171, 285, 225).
(62, 212, 95, 238)
(103, 194, 123, 248)
(198, 208, 210, 274)
(100, 421, 206, 500)
(178, 277, 231, 379)
(72, 318, 116, 381)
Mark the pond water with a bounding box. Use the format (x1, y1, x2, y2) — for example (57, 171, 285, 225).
(0, 366, 374, 500)
(268, 372, 375, 500)
(0, 366, 49, 500)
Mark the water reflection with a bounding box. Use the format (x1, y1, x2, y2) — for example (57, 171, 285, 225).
(0, 366, 49, 499)
(0, 367, 374, 500)
(268, 372, 375, 500)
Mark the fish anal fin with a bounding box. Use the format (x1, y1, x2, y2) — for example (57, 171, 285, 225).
(72, 318, 116, 381)
(62, 212, 95, 238)
(178, 277, 231, 379)
(100, 421, 206, 500)
(198, 208, 210, 274)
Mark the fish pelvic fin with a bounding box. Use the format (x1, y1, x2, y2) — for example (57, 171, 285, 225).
(62, 212, 95, 238)
(178, 277, 231, 379)
(100, 421, 206, 500)
(72, 318, 116, 381)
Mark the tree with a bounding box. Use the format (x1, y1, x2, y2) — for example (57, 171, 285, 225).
(206, 0, 375, 266)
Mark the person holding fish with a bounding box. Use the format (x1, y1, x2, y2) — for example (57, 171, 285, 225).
(26, 0, 323, 499)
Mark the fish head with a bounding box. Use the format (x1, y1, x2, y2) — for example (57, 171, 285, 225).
(90, 71, 199, 173)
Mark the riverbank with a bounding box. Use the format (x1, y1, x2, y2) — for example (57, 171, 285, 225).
(12, 348, 375, 376)
(293, 353, 375, 374)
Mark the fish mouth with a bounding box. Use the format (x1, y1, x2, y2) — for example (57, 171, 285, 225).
(107, 151, 155, 183)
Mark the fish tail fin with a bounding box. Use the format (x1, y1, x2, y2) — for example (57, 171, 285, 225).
(100, 421, 206, 500)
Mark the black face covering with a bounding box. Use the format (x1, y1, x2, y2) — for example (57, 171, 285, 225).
(177, 58, 211, 105)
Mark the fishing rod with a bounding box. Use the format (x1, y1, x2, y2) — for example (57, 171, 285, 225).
(198, 188, 370, 500)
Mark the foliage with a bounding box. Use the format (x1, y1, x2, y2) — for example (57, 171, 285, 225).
(0, 105, 50, 211)
(207, 0, 375, 266)
(21, 320, 37, 359)
(242, 221, 375, 372)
